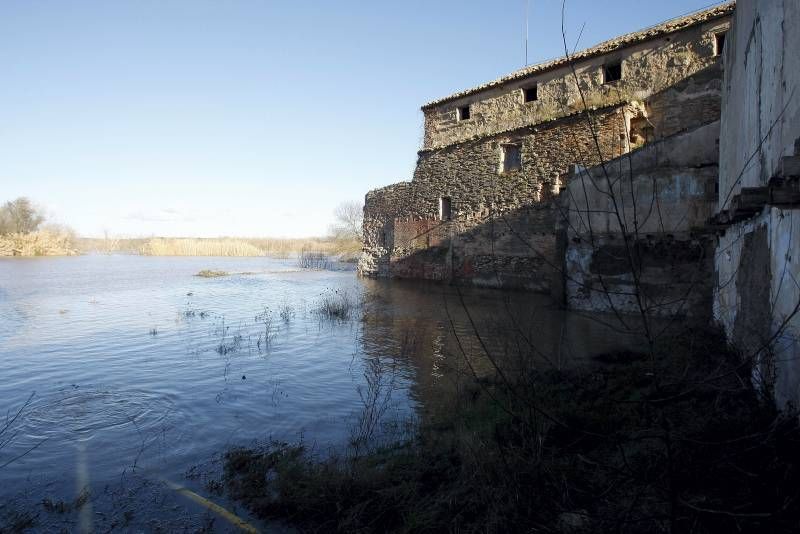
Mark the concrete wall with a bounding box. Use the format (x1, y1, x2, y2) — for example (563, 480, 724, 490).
(561, 122, 720, 317)
(714, 0, 800, 408)
(422, 8, 731, 150)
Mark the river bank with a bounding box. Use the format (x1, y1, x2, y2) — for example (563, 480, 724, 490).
(221, 326, 800, 533)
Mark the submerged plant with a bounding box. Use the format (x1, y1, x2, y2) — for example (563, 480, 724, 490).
(195, 270, 229, 278)
(313, 288, 358, 321)
(297, 250, 331, 270)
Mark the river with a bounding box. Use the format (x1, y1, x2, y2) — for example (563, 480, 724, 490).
(0, 255, 644, 532)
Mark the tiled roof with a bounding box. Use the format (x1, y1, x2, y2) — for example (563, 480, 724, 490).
(421, 2, 734, 110)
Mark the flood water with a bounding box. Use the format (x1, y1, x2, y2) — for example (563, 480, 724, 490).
(0, 256, 645, 531)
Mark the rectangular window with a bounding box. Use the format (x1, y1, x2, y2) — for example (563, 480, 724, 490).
(457, 105, 471, 121)
(439, 197, 452, 221)
(523, 85, 538, 103)
(500, 144, 522, 173)
(603, 62, 622, 84)
(714, 32, 726, 57)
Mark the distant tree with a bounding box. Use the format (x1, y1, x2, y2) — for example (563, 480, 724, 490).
(329, 201, 364, 242)
(0, 197, 45, 235)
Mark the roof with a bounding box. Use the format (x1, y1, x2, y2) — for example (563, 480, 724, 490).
(421, 2, 734, 111)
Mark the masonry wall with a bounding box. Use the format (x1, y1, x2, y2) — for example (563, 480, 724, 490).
(422, 7, 731, 150)
(713, 0, 800, 408)
(360, 107, 628, 290)
(361, 6, 731, 293)
(561, 122, 720, 317)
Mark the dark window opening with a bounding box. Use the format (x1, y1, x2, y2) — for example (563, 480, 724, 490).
(439, 197, 452, 221)
(523, 85, 538, 103)
(500, 144, 522, 173)
(604, 62, 622, 83)
(457, 105, 471, 121)
(714, 32, 726, 57)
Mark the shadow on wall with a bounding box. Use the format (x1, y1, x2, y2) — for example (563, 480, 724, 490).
(377, 203, 558, 293)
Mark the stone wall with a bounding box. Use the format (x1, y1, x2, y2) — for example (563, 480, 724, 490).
(713, 0, 800, 408)
(422, 5, 732, 150)
(361, 107, 628, 290)
(560, 122, 720, 317)
(361, 4, 731, 293)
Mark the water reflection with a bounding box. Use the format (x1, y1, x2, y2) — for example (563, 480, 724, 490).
(0, 256, 647, 531)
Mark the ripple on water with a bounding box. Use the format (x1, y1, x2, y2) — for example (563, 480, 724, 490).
(19, 386, 176, 444)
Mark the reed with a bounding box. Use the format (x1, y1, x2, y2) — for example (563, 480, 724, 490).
(139, 238, 264, 257)
(0, 230, 77, 257)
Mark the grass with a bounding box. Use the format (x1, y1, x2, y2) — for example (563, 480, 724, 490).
(0, 230, 77, 257)
(297, 250, 331, 270)
(313, 289, 357, 320)
(74, 236, 362, 259)
(195, 269, 229, 278)
(220, 326, 800, 533)
(141, 238, 264, 257)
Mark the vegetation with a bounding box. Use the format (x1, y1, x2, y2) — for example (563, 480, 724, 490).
(76, 236, 360, 260)
(222, 327, 800, 533)
(0, 197, 76, 256)
(329, 201, 363, 243)
(195, 270, 229, 278)
(141, 238, 263, 257)
(313, 288, 358, 320)
(297, 250, 331, 269)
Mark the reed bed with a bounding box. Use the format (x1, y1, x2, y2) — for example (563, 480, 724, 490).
(0, 231, 77, 257)
(139, 238, 264, 257)
(89, 237, 363, 259)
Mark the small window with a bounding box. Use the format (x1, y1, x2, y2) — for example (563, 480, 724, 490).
(457, 105, 471, 121)
(603, 62, 622, 84)
(439, 197, 452, 221)
(523, 85, 538, 103)
(500, 144, 522, 173)
(714, 32, 726, 57)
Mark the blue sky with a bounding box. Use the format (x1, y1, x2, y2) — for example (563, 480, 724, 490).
(0, 0, 723, 238)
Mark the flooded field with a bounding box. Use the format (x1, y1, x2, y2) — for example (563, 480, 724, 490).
(0, 256, 643, 531)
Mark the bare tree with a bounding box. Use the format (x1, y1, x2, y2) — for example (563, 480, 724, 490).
(0, 197, 45, 235)
(329, 201, 363, 242)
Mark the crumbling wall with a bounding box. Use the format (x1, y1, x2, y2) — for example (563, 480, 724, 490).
(360, 4, 729, 294)
(422, 7, 731, 150)
(713, 0, 800, 408)
(561, 122, 720, 317)
(360, 107, 628, 289)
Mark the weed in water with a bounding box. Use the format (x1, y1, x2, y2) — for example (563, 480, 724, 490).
(278, 300, 295, 323)
(297, 250, 331, 270)
(195, 270, 228, 278)
(313, 288, 358, 321)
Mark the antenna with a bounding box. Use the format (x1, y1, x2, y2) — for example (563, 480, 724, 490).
(525, 0, 530, 65)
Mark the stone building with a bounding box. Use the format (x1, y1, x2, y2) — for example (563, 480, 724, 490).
(359, 3, 733, 292)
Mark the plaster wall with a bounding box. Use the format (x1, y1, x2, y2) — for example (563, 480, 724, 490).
(714, 0, 800, 407)
(561, 122, 720, 317)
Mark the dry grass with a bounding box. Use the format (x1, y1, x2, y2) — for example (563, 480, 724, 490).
(0, 230, 77, 257)
(140, 238, 264, 256)
(78, 236, 362, 259)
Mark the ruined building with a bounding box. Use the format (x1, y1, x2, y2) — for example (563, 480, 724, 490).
(360, 3, 733, 294)
(711, 0, 800, 407)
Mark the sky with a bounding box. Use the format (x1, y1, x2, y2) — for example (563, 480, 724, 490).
(0, 0, 725, 238)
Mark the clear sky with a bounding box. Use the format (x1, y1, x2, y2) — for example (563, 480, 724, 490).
(0, 0, 724, 238)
